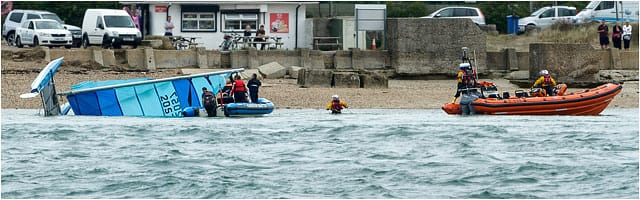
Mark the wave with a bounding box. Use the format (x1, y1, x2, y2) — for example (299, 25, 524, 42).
(465, 190, 541, 198)
(516, 161, 556, 173)
(501, 177, 539, 184)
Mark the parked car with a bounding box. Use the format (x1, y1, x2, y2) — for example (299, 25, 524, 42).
(15, 19, 73, 48)
(81, 9, 142, 49)
(421, 7, 486, 25)
(518, 6, 577, 33)
(574, 1, 639, 24)
(2, 9, 82, 47)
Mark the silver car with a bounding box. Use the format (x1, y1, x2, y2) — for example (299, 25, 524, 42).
(2, 10, 82, 47)
(518, 6, 577, 33)
(421, 7, 486, 25)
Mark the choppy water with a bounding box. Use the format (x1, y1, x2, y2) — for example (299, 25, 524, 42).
(1, 109, 638, 198)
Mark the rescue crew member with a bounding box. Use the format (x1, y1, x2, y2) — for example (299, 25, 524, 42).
(532, 69, 557, 96)
(326, 94, 348, 114)
(452, 63, 475, 103)
(247, 73, 262, 103)
(219, 79, 234, 104)
(231, 74, 248, 103)
(201, 87, 216, 117)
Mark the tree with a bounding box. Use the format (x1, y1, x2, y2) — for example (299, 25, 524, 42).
(11, 1, 121, 26)
(387, 1, 429, 18)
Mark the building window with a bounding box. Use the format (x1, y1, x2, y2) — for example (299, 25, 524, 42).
(223, 13, 258, 32)
(182, 12, 216, 32)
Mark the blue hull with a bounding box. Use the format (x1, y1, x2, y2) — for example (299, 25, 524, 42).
(225, 98, 274, 116)
(27, 58, 244, 118)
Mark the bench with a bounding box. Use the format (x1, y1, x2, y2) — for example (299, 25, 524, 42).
(313, 37, 341, 50)
(247, 41, 284, 50)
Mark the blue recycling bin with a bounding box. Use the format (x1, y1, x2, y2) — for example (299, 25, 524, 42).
(506, 15, 519, 35)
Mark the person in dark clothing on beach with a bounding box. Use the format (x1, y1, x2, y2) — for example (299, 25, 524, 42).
(597, 20, 609, 49)
(247, 73, 262, 103)
(612, 21, 623, 49)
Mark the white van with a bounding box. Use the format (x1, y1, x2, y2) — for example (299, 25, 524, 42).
(81, 9, 141, 49)
(574, 1, 639, 23)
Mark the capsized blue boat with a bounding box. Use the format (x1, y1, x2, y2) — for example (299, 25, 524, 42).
(24, 57, 271, 118)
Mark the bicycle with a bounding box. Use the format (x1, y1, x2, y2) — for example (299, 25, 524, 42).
(171, 36, 190, 50)
(219, 33, 243, 51)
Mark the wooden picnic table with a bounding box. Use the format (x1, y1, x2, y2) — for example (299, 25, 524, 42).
(239, 36, 284, 50)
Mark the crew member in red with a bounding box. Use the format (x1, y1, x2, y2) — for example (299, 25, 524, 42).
(231, 74, 248, 103)
(326, 94, 348, 114)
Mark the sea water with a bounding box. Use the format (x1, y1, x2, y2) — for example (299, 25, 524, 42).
(1, 109, 638, 198)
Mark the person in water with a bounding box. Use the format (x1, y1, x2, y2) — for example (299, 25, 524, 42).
(532, 69, 557, 96)
(201, 87, 216, 117)
(326, 94, 348, 114)
(231, 74, 248, 103)
(452, 63, 475, 103)
(247, 73, 262, 103)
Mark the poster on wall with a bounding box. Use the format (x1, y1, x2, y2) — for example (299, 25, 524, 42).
(269, 13, 289, 33)
(155, 5, 167, 13)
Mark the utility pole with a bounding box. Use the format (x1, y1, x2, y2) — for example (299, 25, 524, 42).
(621, 1, 625, 21)
(329, 1, 333, 17)
(615, 1, 619, 21)
(529, 1, 533, 13)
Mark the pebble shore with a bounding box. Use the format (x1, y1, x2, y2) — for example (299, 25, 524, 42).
(2, 61, 638, 110)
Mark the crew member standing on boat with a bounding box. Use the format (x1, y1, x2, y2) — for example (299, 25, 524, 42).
(219, 79, 234, 104)
(452, 63, 475, 103)
(248, 73, 262, 103)
(231, 75, 248, 103)
(326, 95, 348, 114)
(201, 87, 216, 117)
(532, 70, 557, 96)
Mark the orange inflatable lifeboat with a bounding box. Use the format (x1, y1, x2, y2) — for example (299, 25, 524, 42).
(442, 83, 622, 115)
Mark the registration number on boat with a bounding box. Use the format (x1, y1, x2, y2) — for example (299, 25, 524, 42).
(160, 92, 181, 117)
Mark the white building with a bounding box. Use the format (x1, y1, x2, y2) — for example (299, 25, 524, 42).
(124, 1, 316, 50)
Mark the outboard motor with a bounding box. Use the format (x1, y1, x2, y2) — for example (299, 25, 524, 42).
(460, 89, 480, 115)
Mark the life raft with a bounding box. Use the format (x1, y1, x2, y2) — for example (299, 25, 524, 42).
(224, 98, 274, 116)
(442, 83, 622, 115)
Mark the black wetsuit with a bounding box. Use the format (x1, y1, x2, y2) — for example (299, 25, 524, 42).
(248, 78, 261, 103)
